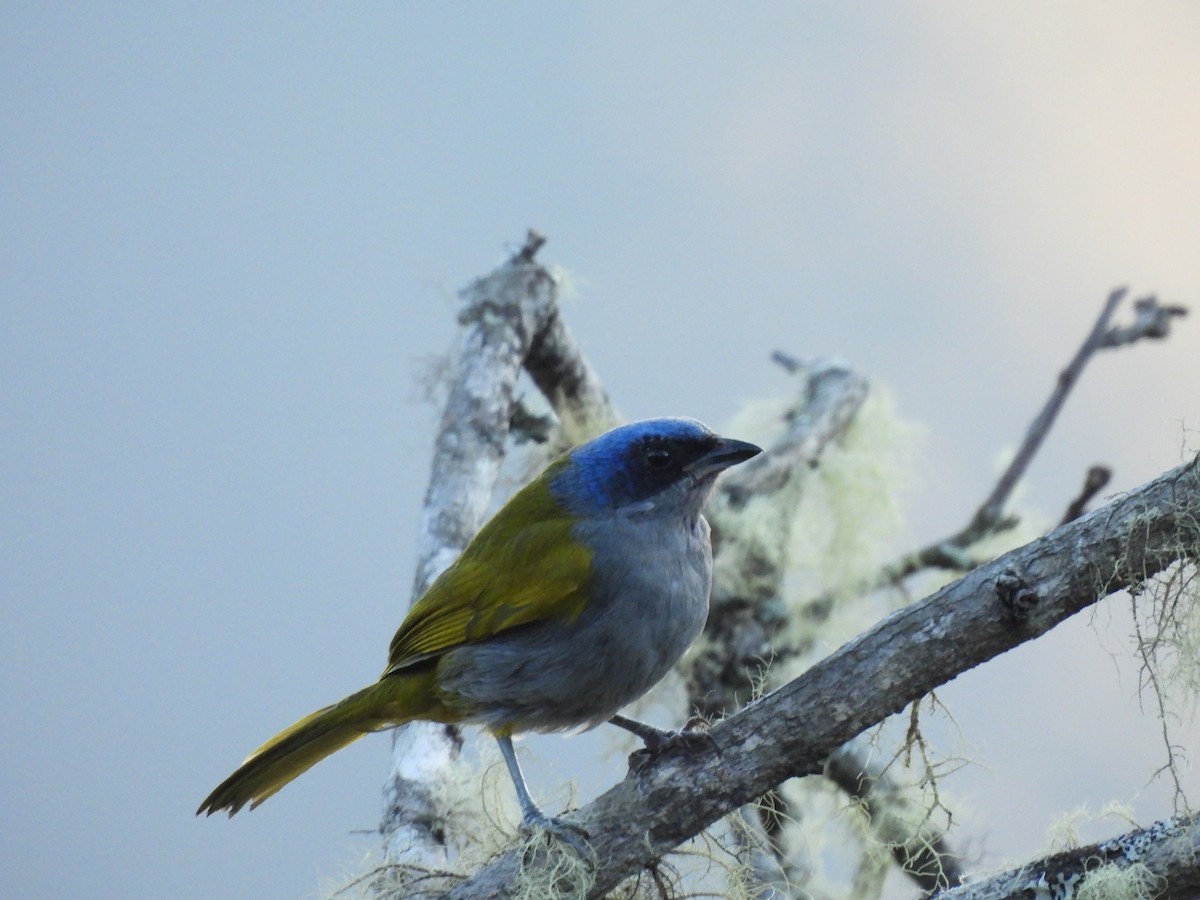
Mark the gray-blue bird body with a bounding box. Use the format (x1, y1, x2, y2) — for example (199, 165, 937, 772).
(439, 417, 753, 733)
(438, 500, 714, 731)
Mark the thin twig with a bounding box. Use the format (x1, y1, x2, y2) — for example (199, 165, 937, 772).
(1060, 465, 1112, 525)
(969, 287, 1127, 536)
(1102, 294, 1188, 346)
(880, 287, 1187, 585)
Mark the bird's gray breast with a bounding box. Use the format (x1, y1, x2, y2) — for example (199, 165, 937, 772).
(438, 512, 713, 732)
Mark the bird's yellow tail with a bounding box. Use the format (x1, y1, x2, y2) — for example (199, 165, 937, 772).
(197, 668, 441, 816)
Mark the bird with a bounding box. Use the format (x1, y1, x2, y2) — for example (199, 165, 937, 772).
(197, 417, 762, 844)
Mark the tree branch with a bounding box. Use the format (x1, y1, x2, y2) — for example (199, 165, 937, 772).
(382, 232, 562, 865)
(449, 454, 1200, 897)
(698, 358, 964, 896)
(523, 291, 619, 440)
(692, 358, 876, 896)
(1101, 294, 1188, 347)
(966, 287, 1127, 538)
(932, 814, 1200, 900)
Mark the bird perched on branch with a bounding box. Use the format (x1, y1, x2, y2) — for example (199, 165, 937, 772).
(197, 417, 761, 844)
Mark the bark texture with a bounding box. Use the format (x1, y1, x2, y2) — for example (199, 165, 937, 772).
(933, 814, 1200, 900)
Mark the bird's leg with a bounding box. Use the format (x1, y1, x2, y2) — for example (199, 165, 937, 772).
(493, 732, 589, 855)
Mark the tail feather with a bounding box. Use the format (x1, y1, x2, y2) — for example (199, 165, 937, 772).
(197, 674, 432, 816)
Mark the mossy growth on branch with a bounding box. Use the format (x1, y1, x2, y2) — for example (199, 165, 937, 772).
(1098, 455, 1200, 808)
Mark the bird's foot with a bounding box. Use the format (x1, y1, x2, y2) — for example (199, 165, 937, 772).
(519, 809, 592, 858)
(495, 730, 591, 858)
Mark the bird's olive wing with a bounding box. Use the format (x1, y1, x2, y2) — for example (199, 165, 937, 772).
(383, 514, 591, 675)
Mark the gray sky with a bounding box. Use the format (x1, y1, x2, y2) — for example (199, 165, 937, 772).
(3, 4, 1199, 898)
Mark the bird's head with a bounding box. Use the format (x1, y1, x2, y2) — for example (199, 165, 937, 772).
(550, 417, 762, 517)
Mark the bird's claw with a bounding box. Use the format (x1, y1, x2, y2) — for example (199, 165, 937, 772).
(628, 716, 718, 773)
(520, 811, 591, 858)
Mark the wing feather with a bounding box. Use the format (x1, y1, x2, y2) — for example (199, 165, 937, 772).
(384, 472, 591, 675)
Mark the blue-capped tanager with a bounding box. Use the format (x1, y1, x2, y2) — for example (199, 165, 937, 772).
(197, 417, 761, 838)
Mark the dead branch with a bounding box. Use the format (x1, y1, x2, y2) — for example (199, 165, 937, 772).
(880, 288, 1187, 585)
(932, 814, 1200, 900)
(382, 233, 580, 866)
(695, 357, 965, 896)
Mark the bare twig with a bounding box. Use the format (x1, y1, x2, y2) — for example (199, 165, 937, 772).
(968, 287, 1127, 536)
(1102, 295, 1188, 346)
(880, 287, 1187, 585)
(513, 228, 546, 263)
(1060, 465, 1112, 525)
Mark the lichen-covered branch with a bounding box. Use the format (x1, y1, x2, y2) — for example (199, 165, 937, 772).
(932, 814, 1200, 900)
(448, 454, 1200, 898)
(382, 231, 563, 865)
(717, 355, 870, 513)
(695, 359, 962, 896)
(691, 358, 872, 897)
(728, 805, 802, 900)
(695, 358, 870, 719)
(523, 303, 619, 440)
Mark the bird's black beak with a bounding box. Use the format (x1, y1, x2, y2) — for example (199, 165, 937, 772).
(684, 436, 763, 476)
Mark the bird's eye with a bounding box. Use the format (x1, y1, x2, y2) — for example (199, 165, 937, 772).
(645, 445, 671, 468)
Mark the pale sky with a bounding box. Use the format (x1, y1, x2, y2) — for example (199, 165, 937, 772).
(3, 4, 1200, 898)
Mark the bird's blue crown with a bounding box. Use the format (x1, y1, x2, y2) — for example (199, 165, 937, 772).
(549, 417, 718, 514)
